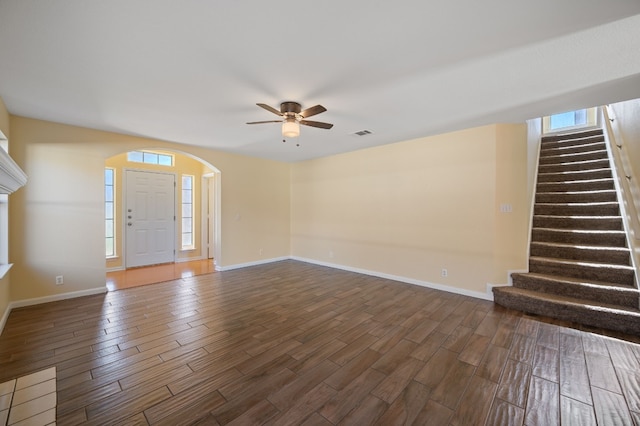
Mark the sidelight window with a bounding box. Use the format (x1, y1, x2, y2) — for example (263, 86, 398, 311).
(105, 168, 115, 257)
(181, 175, 194, 249)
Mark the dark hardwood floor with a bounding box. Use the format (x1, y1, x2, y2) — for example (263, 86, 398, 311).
(1, 260, 639, 425)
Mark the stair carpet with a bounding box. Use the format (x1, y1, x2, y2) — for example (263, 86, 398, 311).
(493, 128, 640, 335)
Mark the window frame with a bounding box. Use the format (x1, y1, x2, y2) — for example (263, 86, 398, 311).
(127, 150, 174, 166)
(181, 174, 195, 250)
(543, 107, 598, 134)
(0, 130, 28, 278)
(105, 167, 116, 258)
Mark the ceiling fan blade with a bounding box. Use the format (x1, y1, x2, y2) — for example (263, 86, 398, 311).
(256, 103, 283, 116)
(246, 120, 282, 125)
(299, 104, 327, 118)
(300, 120, 333, 129)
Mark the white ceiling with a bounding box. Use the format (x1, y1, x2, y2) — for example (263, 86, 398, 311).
(1, 1, 640, 162)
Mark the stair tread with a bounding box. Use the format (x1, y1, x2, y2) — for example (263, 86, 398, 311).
(538, 178, 614, 184)
(530, 241, 630, 252)
(535, 201, 619, 206)
(533, 227, 625, 234)
(494, 286, 640, 315)
(537, 178, 613, 186)
(538, 168, 611, 175)
(530, 256, 635, 271)
(534, 214, 622, 219)
(542, 143, 605, 148)
(540, 153, 608, 163)
(540, 149, 607, 158)
(536, 189, 616, 195)
(512, 272, 638, 291)
(541, 130, 603, 142)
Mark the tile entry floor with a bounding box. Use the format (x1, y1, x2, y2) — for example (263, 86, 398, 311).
(0, 367, 56, 426)
(106, 259, 215, 291)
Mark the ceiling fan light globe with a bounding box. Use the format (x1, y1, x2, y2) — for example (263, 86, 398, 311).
(282, 119, 300, 138)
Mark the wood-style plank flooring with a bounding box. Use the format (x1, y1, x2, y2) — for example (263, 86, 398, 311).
(1, 260, 640, 425)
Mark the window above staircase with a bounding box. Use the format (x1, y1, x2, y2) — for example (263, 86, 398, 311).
(543, 107, 598, 134)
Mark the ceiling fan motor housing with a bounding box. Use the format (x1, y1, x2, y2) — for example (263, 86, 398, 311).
(281, 102, 302, 114)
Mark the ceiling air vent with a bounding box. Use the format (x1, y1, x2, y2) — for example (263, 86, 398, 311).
(352, 129, 373, 136)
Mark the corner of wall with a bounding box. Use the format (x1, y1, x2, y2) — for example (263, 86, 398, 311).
(0, 96, 12, 335)
(0, 97, 9, 139)
(0, 275, 10, 336)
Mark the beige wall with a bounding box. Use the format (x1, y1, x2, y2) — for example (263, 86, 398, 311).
(493, 124, 530, 282)
(3, 104, 531, 307)
(0, 97, 10, 321)
(9, 116, 291, 301)
(291, 124, 529, 296)
(105, 151, 213, 270)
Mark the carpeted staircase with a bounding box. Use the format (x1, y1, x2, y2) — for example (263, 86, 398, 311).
(493, 128, 640, 335)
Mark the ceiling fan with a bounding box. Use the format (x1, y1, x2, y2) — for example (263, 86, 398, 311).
(246, 101, 333, 138)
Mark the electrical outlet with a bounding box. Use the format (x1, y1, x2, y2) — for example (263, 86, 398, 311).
(329, 250, 334, 259)
(55, 275, 64, 285)
(441, 269, 448, 277)
(259, 248, 263, 256)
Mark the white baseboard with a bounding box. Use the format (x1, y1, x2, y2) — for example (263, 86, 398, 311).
(0, 286, 107, 336)
(291, 256, 494, 301)
(215, 256, 290, 272)
(9, 287, 108, 310)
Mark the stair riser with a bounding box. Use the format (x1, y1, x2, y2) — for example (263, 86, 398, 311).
(534, 204, 620, 216)
(492, 290, 640, 335)
(541, 142, 606, 157)
(537, 180, 615, 193)
(529, 260, 635, 286)
(533, 216, 623, 231)
(542, 131, 604, 143)
(539, 151, 608, 165)
(536, 192, 617, 203)
(511, 274, 639, 308)
(537, 170, 612, 183)
(538, 159, 610, 173)
(532, 229, 627, 247)
(529, 244, 630, 266)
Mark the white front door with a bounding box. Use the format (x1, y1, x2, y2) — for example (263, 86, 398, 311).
(125, 170, 175, 268)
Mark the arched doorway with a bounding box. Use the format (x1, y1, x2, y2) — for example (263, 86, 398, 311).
(104, 148, 221, 290)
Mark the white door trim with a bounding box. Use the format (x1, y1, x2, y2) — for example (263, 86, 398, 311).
(201, 173, 215, 260)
